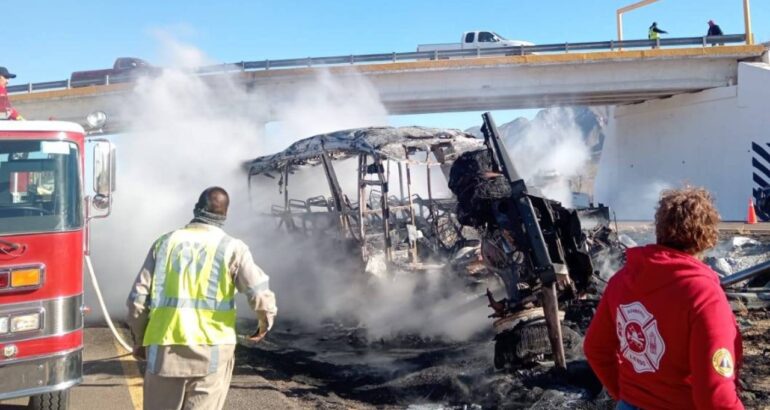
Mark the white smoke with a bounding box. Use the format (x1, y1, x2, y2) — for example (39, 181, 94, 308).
(272, 69, 388, 138)
(151, 28, 216, 68)
(87, 34, 490, 342)
(610, 180, 673, 221)
(87, 34, 385, 317)
(500, 108, 592, 206)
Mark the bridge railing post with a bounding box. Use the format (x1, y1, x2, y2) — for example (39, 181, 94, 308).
(392, 52, 396, 63)
(105, 74, 110, 86)
(67, 78, 71, 89)
(433, 50, 438, 61)
(565, 42, 570, 53)
(656, 38, 660, 49)
(610, 40, 614, 51)
(266, 59, 270, 70)
(27, 83, 32, 93)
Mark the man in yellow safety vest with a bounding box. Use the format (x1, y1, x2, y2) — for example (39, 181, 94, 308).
(648, 22, 668, 47)
(127, 186, 277, 410)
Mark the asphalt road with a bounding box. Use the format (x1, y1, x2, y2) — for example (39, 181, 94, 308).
(0, 328, 138, 410)
(0, 328, 310, 410)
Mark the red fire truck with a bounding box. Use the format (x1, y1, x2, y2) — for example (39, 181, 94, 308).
(0, 119, 114, 409)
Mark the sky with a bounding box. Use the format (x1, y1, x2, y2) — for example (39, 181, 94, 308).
(4, 0, 768, 130)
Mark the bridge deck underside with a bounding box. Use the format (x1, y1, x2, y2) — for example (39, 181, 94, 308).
(10, 45, 766, 129)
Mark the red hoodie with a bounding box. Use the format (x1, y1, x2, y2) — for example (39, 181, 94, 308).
(584, 244, 743, 409)
(0, 85, 21, 120)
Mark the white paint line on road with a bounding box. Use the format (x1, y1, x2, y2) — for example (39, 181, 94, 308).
(114, 339, 143, 410)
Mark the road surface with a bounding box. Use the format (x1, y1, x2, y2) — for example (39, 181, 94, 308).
(0, 328, 327, 410)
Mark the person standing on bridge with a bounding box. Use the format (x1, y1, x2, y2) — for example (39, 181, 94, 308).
(584, 186, 744, 410)
(0, 67, 24, 120)
(648, 22, 668, 48)
(126, 186, 278, 410)
(708, 20, 725, 46)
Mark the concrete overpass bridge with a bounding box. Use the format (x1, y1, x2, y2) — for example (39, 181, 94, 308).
(9, 41, 768, 132)
(8, 39, 770, 222)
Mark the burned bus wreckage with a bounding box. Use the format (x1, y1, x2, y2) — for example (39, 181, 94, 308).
(244, 114, 625, 369)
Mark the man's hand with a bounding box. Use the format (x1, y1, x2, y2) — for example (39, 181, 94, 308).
(248, 327, 268, 343)
(132, 346, 146, 361)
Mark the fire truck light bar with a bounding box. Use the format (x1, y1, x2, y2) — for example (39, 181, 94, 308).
(0, 317, 7, 333)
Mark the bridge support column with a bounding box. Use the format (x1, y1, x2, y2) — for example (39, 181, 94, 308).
(595, 62, 770, 221)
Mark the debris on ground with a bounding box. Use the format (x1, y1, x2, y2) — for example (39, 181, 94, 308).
(240, 121, 770, 408)
(234, 227, 770, 408)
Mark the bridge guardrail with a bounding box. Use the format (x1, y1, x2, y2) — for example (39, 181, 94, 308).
(7, 34, 747, 95)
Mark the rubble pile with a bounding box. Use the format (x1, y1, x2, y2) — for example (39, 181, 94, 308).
(236, 319, 613, 409)
(737, 308, 770, 407)
(235, 229, 770, 409)
(241, 123, 769, 408)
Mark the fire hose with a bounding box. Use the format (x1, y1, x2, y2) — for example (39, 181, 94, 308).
(85, 255, 133, 352)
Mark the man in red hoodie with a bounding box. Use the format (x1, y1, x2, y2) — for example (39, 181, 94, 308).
(0, 66, 24, 120)
(584, 187, 743, 409)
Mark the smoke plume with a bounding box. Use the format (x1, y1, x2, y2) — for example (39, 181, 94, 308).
(87, 34, 491, 341)
(470, 107, 595, 207)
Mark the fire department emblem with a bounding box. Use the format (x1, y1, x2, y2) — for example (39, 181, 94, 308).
(616, 302, 665, 373)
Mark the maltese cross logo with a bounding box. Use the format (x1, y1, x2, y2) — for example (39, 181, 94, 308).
(616, 302, 666, 373)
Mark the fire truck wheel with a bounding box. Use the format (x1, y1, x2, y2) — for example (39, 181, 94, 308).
(28, 389, 70, 410)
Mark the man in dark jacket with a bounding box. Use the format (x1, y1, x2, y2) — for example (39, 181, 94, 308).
(584, 187, 743, 410)
(707, 20, 724, 36)
(708, 20, 725, 46)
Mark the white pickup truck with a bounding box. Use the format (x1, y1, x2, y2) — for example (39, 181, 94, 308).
(417, 31, 534, 53)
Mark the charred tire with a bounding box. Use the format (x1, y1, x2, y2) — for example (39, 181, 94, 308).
(28, 389, 70, 410)
(494, 321, 582, 369)
(747, 271, 770, 288)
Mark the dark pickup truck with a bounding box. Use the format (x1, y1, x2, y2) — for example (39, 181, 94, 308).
(70, 57, 161, 87)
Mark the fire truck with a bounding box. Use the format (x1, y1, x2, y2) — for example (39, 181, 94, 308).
(0, 118, 114, 409)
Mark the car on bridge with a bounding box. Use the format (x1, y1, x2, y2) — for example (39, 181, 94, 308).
(417, 31, 533, 54)
(70, 57, 162, 88)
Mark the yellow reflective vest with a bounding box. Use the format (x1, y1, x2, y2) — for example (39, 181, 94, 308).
(649, 28, 660, 40)
(143, 226, 237, 346)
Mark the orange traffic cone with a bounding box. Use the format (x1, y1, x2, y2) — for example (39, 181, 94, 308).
(747, 198, 758, 225)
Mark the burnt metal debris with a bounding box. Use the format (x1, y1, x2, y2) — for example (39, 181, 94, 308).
(448, 113, 623, 370)
(245, 126, 487, 276)
(244, 117, 624, 369)
(721, 259, 770, 310)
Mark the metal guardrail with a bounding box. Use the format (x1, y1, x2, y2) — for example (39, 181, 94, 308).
(7, 34, 747, 94)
